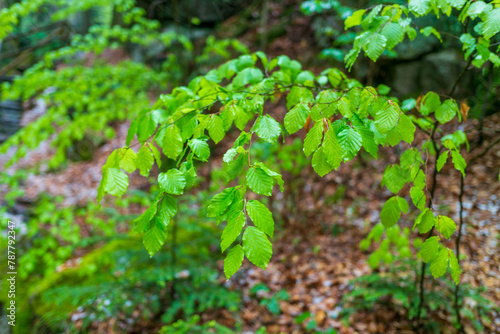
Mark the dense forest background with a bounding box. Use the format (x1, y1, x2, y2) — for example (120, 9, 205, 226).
(0, 0, 499, 333)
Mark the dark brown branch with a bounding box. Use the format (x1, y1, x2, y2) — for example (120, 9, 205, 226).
(416, 121, 440, 324)
(448, 55, 474, 97)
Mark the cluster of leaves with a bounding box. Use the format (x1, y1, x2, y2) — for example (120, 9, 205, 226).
(0, 169, 28, 207)
(360, 224, 413, 269)
(97, 50, 427, 279)
(343, 0, 500, 69)
(378, 143, 465, 283)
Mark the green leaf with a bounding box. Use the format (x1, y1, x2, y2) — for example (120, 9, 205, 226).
(243, 226, 273, 270)
(158, 169, 186, 195)
(246, 166, 274, 196)
(419, 92, 441, 116)
(447, 0, 465, 9)
(335, 97, 353, 118)
(353, 121, 378, 158)
(406, 26, 417, 41)
(226, 154, 245, 180)
(377, 84, 391, 95)
(489, 53, 500, 67)
(436, 215, 456, 239)
(233, 68, 264, 87)
(284, 103, 310, 134)
(410, 187, 426, 211)
(119, 148, 137, 173)
(223, 148, 238, 163)
(286, 86, 314, 109)
(365, 34, 387, 62)
(400, 148, 419, 169)
(443, 138, 456, 150)
(102, 167, 129, 199)
(361, 5, 381, 26)
(303, 121, 323, 157)
(137, 145, 154, 177)
(375, 103, 400, 134)
(322, 126, 343, 169)
(188, 139, 210, 161)
(382, 165, 408, 194)
(451, 150, 466, 177)
(414, 209, 435, 234)
(148, 143, 162, 168)
(467, 1, 489, 19)
(126, 118, 139, 146)
(413, 169, 426, 189)
(381, 22, 405, 50)
(420, 236, 439, 263)
(255, 115, 281, 143)
(337, 127, 362, 161)
(436, 99, 458, 124)
(483, 8, 500, 39)
(207, 115, 225, 144)
(134, 202, 159, 233)
(156, 195, 177, 224)
(437, 151, 449, 171)
(449, 250, 460, 285)
(311, 90, 337, 120)
(397, 197, 409, 214)
(409, 0, 431, 15)
(381, 196, 403, 228)
(430, 248, 449, 278)
(207, 187, 236, 217)
(345, 46, 361, 71)
(224, 245, 244, 279)
(258, 164, 284, 192)
(97, 151, 120, 203)
(296, 70, 315, 85)
(421, 26, 443, 42)
(220, 103, 235, 130)
(312, 147, 333, 177)
(345, 9, 365, 29)
(230, 103, 252, 130)
(397, 114, 416, 144)
(162, 125, 183, 159)
(246, 200, 274, 237)
(221, 208, 245, 252)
